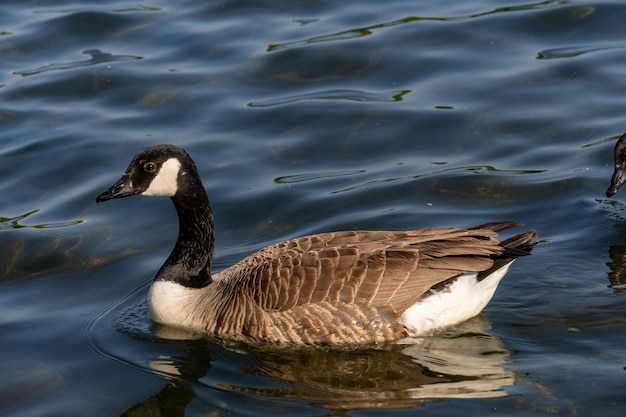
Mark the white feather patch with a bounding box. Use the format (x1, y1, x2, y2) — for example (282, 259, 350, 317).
(142, 158, 181, 196)
(148, 280, 195, 327)
(400, 262, 513, 336)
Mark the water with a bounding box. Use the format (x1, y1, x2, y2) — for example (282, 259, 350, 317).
(1, 0, 625, 416)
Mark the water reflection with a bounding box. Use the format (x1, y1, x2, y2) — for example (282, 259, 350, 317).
(231, 317, 515, 410)
(606, 244, 626, 293)
(118, 337, 213, 417)
(0, 210, 134, 280)
(114, 313, 516, 415)
(601, 198, 626, 292)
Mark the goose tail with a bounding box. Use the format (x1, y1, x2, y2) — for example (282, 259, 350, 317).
(473, 223, 538, 281)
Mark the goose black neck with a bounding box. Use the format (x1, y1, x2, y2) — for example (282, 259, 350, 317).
(156, 186, 215, 288)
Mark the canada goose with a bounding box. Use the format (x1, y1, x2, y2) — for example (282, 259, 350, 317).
(96, 144, 537, 345)
(607, 132, 626, 197)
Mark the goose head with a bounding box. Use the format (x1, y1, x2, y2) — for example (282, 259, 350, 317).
(96, 144, 214, 287)
(96, 144, 197, 202)
(607, 133, 626, 198)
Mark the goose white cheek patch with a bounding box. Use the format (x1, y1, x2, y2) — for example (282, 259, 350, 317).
(142, 158, 181, 196)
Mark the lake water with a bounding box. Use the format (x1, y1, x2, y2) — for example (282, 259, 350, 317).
(1, 0, 626, 416)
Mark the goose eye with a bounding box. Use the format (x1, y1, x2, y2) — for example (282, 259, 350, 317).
(144, 162, 157, 173)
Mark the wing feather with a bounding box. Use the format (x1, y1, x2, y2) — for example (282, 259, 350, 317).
(223, 224, 525, 333)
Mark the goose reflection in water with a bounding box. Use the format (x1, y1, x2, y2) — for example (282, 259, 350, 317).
(115, 313, 515, 415)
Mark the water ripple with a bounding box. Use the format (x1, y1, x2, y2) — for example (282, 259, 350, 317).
(12, 49, 142, 76)
(267, 0, 562, 52)
(537, 43, 626, 59)
(0, 209, 83, 230)
(267, 16, 437, 52)
(249, 89, 410, 107)
(275, 169, 366, 184)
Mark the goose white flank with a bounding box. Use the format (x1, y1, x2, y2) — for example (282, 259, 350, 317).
(96, 144, 538, 345)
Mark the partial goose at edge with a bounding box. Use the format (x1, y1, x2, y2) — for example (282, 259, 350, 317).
(607, 132, 626, 198)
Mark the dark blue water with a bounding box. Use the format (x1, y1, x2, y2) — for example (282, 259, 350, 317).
(2, 1, 626, 416)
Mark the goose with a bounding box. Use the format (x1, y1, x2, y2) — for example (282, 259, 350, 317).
(607, 132, 626, 197)
(96, 144, 537, 345)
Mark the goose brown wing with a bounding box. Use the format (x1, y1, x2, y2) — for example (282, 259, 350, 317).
(236, 226, 507, 315)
